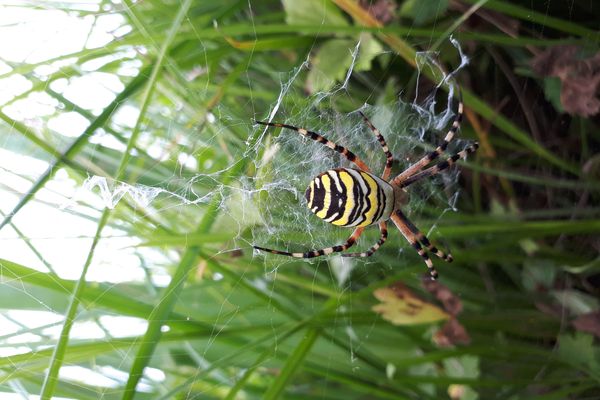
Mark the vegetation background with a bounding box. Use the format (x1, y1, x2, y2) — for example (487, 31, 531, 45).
(0, 0, 599, 399)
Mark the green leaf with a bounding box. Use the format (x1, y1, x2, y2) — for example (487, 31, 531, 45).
(557, 333, 600, 377)
(283, 0, 348, 26)
(443, 356, 479, 400)
(306, 34, 382, 93)
(543, 77, 564, 112)
(400, 0, 449, 25)
(355, 33, 384, 71)
(552, 290, 600, 316)
(121, 57, 252, 400)
(263, 328, 320, 399)
(522, 259, 557, 291)
(307, 39, 355, 93)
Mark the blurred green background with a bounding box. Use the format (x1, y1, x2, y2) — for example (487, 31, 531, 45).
(0, 0, 599, 399)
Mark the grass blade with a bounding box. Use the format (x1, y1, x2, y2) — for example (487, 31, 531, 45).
(263, 328, 320, 400)
(38, 1, 193, 397)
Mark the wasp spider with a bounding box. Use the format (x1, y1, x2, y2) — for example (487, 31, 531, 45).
(254, 90, 477, 280)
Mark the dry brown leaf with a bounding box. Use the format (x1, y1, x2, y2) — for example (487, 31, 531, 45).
(374, 283, 471, 347)
(422, 278, 463, 316)
(572, 310, 600, 339)
(434, 318, 471, 347)
(359, 0, 396, 24)
(531, 45, 600, 117)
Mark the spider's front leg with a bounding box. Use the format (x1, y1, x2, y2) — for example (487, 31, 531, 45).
(358, 112, 394, 179)
(391, 91, 464, 186)
(255, 120, 371, 172)
(399, 142, 479, 188)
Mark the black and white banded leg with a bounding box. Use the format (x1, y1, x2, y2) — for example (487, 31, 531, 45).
(255, 120, 371, 172)
(358, 111, 394, 179)
(394, 209, 452, 263)
(391, 212, 439, 279)
(399, 142, 478, 189)
(253, 227, 365, 259)
(342, 222, 388, 257)
(392, 93, 464, 186)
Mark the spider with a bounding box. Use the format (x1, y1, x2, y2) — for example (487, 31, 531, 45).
(253, 88, 478, 280)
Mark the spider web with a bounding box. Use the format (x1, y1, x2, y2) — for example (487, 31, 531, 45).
(74, 38, 471, 282)
(245, 40, 469, 282)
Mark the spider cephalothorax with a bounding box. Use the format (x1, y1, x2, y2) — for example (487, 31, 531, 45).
(253, 89, 477, 280)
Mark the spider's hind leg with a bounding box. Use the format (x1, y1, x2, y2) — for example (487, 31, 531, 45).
(391, 210, 452, 280)
(415, 233, 453, 263)
(253, 227, 365, 258)
(342, 222, 388, 257)
(395, 209, 452, 263)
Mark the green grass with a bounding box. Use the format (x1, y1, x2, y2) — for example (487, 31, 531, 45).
(0, 0, 599, 399)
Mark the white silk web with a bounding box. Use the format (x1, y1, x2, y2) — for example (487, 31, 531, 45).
(245, 40, 469, 279)
(58, 39, 469, 286)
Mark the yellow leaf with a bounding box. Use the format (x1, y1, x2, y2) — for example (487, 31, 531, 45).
(372, 284, 450, 325)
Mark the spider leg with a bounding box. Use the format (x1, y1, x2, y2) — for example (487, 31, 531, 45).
(255, 120, 370, 172)
(399, 142, 478, 188)
(391, 210, 450, 280)
(253, 227, 365, 258)
(394, 209, 452, 262)
(391, 92, 464, 186)
(358, 111, 394, 179)
(342, 222, 388, 257)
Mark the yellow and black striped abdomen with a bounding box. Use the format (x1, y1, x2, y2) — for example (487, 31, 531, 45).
(305, 168, 395, 227)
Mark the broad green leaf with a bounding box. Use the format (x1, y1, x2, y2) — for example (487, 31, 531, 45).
(557, 333, 600, 377)
(306, 34, 382, 93)
(356, 32, 384, 71)
(283, 0, 348, 26)
(522, 259, 557, 291)
(307, 39, 355, 93)
(552, 290, 600, 316)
